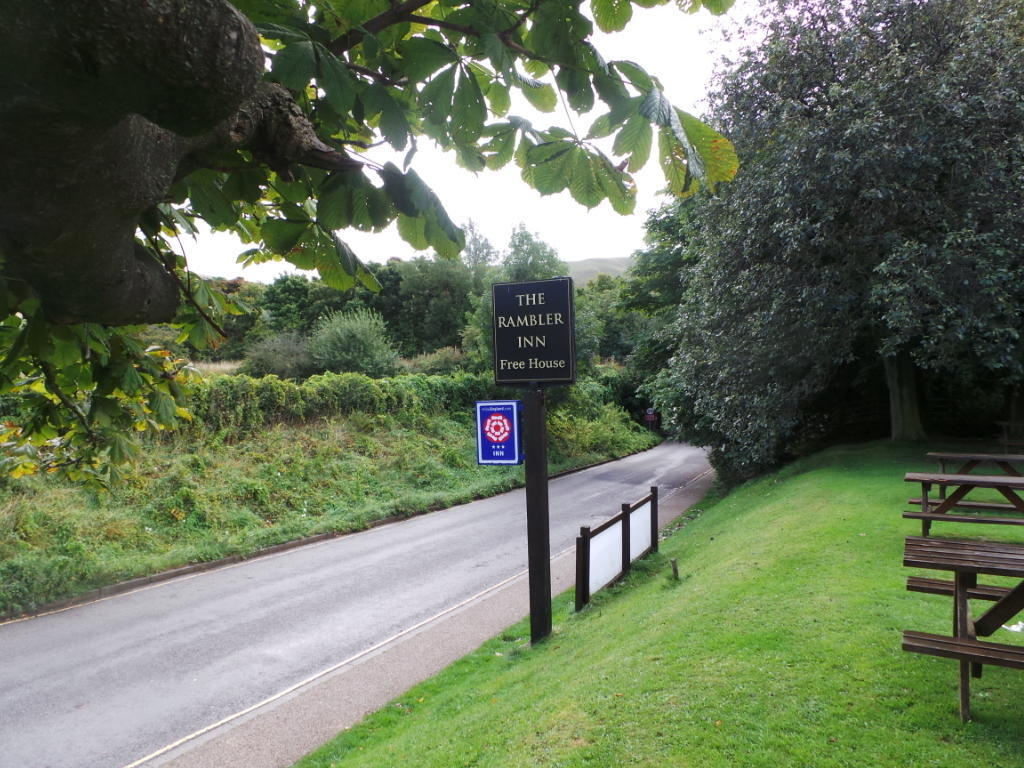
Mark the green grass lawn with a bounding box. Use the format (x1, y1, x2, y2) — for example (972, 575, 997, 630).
(296, 441, 1024, 768)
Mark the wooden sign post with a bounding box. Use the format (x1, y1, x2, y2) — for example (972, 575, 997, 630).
(492, 277, 575, 644)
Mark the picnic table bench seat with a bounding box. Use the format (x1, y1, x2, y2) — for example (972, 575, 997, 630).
(904, 535, 1024, 577)
(927, 451, 1024, 466)
(906, 576, 1011, 601)
(903, 535, 1024, 720)
(904, 472, 1024, 490)
(903, 510, 1024, 528)
(907, 497, 1018, 513)
(903, 631, 1024, 670)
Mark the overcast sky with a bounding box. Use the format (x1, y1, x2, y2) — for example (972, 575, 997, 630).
(182, 2, 753, 282)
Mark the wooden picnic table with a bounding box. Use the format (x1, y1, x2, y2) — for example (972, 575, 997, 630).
(904, 471, 1024, 536)
(903, 536, 1024, 721)
(926, 451, 1024, 476)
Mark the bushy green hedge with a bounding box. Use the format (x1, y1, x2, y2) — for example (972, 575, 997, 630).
(188, 371, 496, 433)
(185, 367, 652, 444)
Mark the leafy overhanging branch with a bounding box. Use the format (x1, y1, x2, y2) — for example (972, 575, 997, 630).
(0, 0, 737, 481)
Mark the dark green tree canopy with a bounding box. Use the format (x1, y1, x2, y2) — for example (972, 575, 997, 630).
(645, 0, 1024, 480)
(0, 0, 737, 480)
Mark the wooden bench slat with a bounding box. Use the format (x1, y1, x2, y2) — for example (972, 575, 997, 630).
(905, 536, 1024, 556)
(905, 472, 1024, 490)
(927, 452, 1024, 462)
(906, 576, 1011, 601)
(904, 552, 1024, 576)
(904, 536, 1024, 576)
(905, 539, 1024, 563)
(908, 497, 1019, 513)
(904, 511, 1024, 527)
(903, 631, 1024, 670)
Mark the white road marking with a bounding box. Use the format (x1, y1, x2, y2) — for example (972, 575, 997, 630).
(121, 545, 576, 768)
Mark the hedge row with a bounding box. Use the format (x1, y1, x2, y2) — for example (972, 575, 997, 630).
(187, 371, 497, 432)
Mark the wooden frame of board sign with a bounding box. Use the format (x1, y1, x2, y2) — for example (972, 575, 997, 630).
(491, 276, 576, 386)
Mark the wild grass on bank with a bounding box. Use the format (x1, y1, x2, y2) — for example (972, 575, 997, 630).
(0, 406, 658, 615)
(295, 441, 1024, 768)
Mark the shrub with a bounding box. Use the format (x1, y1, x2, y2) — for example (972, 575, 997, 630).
(548, 403, 656, 459)
(399, 346, 467, 376)
(308, 309, 399, 378)
(239, 331, 316, 380)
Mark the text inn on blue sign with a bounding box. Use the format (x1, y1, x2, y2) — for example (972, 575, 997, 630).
(476, 400, 523, 465)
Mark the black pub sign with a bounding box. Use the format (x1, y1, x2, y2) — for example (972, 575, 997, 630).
(492, 277, 576, 386)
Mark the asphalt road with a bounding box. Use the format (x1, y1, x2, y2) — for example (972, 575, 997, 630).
(0, 442, 710, 768)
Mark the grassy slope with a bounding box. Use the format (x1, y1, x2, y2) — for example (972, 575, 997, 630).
(0, 409, 658, 615)
(297, 441, 1024, 768)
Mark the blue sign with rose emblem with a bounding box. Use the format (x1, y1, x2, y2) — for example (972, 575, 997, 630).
(476, 400, 523, 465)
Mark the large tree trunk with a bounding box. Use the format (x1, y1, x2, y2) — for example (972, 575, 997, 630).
(0, 0, 358, 326)
(883, 351, 927, 442)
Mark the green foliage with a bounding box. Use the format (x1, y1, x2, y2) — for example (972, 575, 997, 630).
(194, 279, 268, 361)
(309, 309, 400, 378)
(0, 311, 198, 483)
(239, 331, 317, 379)
(549, 402, 658, 461)
(259, 273, 354, 335)
(575, 274, 649, 362)
(647, 0, 1024, 481)
(619, 201, 700, 385)
(187, 371, 494, 434)
(461, 221, 501, 295)
(262, 274, 314, 332)
(393, 257, 475, 356)
(623, 200, 698, 316)
(873, 231, 1024, 376)
(0, 0, 737, 480)
(502, 224, 569, 282)
(400, 347, 468, 376)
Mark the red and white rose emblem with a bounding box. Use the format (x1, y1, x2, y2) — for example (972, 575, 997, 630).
(483, 413, 512, 443)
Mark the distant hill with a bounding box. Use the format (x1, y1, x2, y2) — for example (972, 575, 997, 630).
(565, 256, 633, 285)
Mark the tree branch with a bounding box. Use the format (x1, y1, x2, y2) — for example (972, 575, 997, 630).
(502, 0, 544, 36)
(403, 14, 551, 63)
(172, 270, 229, 340)
(329, 1, 552, 70)
(329, 0, 434, 54)
(406, 14, 476, 36)
(39, 361, 95, 439)
(346, 62, 407, 87)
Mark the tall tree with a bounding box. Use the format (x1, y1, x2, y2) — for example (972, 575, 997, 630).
(649, 0, 1024, 480)
(620, 199, 700, 380)
(461, 221, 501, 295)
(502, 224, 569, 282)
(394, 256, 475, 356)
(0, 0, 737, 480)
(262, 274, 313, 332)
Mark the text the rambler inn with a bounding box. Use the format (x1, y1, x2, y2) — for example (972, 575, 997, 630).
(492, 277, 576, 386)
